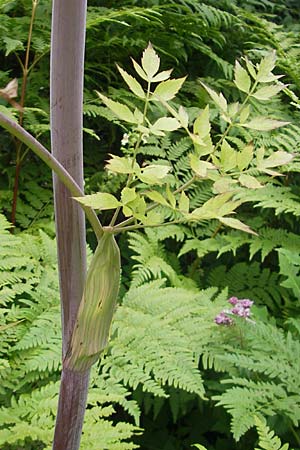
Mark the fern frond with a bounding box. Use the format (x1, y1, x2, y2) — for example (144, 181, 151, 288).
(257, 123, 300, 156)
(180, 227, 300, 262)
(128, 229, 197, 289)
(207, 262, 286, 311)
(236, 185, 300, 216)
(254, 416, 290, 450)
(209, 320, 300, 440)
(128, 230, 177, 287)
(83, 103, 121, 123)
(81, 412, 140, 450)
(277, 248, 300, 299)
(101, 281, 227, 400)
(0, 379, 141, 449)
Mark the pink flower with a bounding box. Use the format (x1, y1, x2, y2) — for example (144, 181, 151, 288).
(214, 311, 233, 325)
(214, 296, 254, 325)
(239, 299, 254, 308)
(228, 296, 239, 305)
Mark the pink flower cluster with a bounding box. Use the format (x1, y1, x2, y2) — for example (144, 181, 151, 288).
(214, 296, 254, 326)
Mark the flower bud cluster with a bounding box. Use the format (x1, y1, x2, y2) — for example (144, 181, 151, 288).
(214, 296, 254, 326)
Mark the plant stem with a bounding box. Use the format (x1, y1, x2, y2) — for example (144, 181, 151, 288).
(290, 425, 300, 446)
(11, 0, 39, 229)
(51, 0, 91, 448)
(173, 176, 197, 195)
(211, 223, 222, 239)
(109, 80, 151, 228)
(19, 0, 38, 127)
(214, 79, 259, 153)
(10, 162, 21, 229)
(112, 218, 185, 234)
(0, 112, 103, 240)
(114, 175, 197, 230)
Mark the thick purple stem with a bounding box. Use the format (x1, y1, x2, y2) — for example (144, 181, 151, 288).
(51, 1, 89, 449)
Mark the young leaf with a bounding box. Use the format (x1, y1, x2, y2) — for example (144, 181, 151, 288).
(178, 191, 189, 213)
(244, 56, 257, 79)
(117, 65, 145, 99)
(193, 105, 211, 138)
(191, 134, 205, 147)
(139, 164, 170, 185)
(256, 146, 265, 165)
(256, 73, 284, 83)
(220, 139, 237, 172)
(121, 187, 137, 205)
(237, 143, 253, 171)
(260, 168, 283, 176)
(131, 57, 148, 81)
(106, 155, 138, 174)
(145, 190, 169, 206)
(75, 193, 120, 210)
(239, 174, 263, 189)
(193, 133, 214, 157)
(152, 69, 173, 83)
(239, 105, 250, 124)
(241, 117, 289, 131)
(217, 200, 242, 217)
(190, 153, 215, 177)
(219, 217, 257, 235)
(213, 177, 237, 193)
(151, 117, 181, 133)
(258, 151, 294, 169)
(134, 107, 144, 124)
(166, 185, 176, 208)
(256, 50, 276, 82)
(187, 192, 234, 220)
(126, 196, 146, 220)
(142, 210, 163, 226)
(122, 205, 133, 217)
(201, 82, 227, 112)
(178, 105, 189, 128)
(234, 61, 251, 93)
(153, 77, 186, 101)
(228, 102, 239, 119)
(251, 84, 286, 101)
(97, 93, 136, 123)
(141, 42, 160, 80)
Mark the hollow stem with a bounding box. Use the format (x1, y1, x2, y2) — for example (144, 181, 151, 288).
(0, 112, 103, 240)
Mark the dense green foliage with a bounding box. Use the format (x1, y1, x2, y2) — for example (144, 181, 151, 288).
(1, 0, 300, 449)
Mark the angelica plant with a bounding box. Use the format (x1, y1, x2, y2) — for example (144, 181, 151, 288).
(0, 44, 294, 375)
(77, 44, 293, 239)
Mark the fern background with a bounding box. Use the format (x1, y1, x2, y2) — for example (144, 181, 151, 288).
(1, 0, 300, 449)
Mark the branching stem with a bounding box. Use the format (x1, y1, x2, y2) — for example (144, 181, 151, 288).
(11, 0, 39, 229)
(109, 80, 151, 228)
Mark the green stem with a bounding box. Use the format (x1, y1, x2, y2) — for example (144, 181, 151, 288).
(114, 175, 197, 230)
(290, 425, 300, 446)
(173, 176, 197, 195)
(109, 80, 151, 228)
(211, 223, 222, 239)
(11, 0, 39, 229)
(112, 218, 185, 234)
(214, 79, 259, 153)
(0, 112, 103, 240)
(28, 50, 49, 74)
